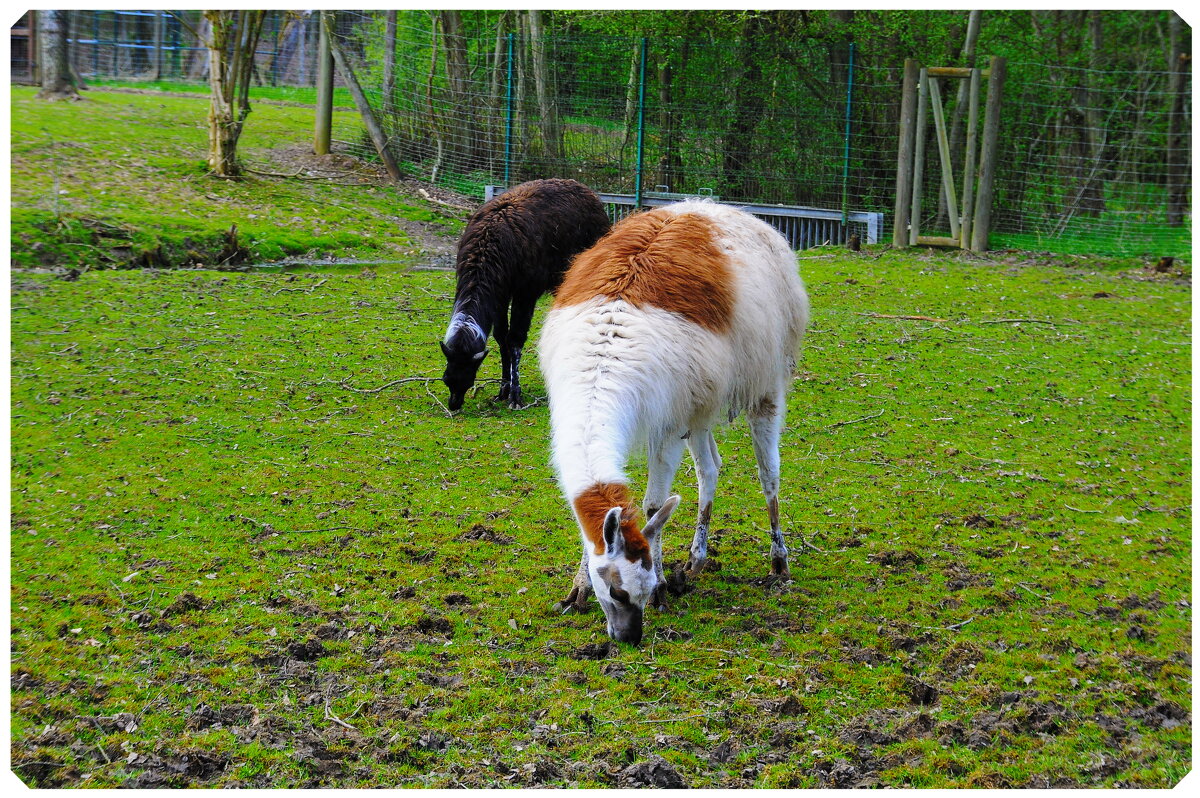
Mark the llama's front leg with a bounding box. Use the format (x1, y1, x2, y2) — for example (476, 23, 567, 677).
(502, 294, 538, 408)
(749, 393, 790, 579)
(644, 433, 685, 611)
(494, 311, 513, 403)
(686, 429, 721, 577)
(554, 549, 592, 613)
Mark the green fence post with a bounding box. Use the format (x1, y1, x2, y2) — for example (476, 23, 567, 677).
(841, 41, 855, 227)
(634, 36, 648, 208)
(505, 31, 514, 187)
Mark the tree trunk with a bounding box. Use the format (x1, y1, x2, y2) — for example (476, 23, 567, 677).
(438, 10, 483, 171)
(489, 12, 512, 171)
(656, 42, 689, 192)
(36, 10, 80, 100)
(1166, 11, 1191, 227)
(828, 10, 854, 94)
(723, 15, 767, 199)
(205, 10, 265, 177)
(527, 10, 562, 165)
(619, 41, 640, 165)
(382, 11, 397, 118)
(1078, 10, 1107, 215)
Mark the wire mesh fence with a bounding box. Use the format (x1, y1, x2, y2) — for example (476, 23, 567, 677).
(16, 9, 1192, 257)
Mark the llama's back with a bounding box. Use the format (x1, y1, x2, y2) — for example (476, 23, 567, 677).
(456, 179, 611, 297)
(540, 201, 808, 455)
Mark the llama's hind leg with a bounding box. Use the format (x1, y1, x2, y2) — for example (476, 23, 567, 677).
(685, 429, 721, 578)
(748, 393, 790, 579)
(501, 294, 538, 408)
(554, 549, 593, 613)
(644, 432, 685, 611)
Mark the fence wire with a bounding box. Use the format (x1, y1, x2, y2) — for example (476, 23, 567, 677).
(19, 9, 1193, 257)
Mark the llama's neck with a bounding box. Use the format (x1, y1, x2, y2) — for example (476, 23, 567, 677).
(550, 382, 640, 501)
(450, 292, 496, 339)
(443, 308, 488, 349)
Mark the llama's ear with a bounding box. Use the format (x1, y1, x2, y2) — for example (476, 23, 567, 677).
(602, 507, 624, 559)
(440, 340, 451, 358)
(642, 495, 681, 541)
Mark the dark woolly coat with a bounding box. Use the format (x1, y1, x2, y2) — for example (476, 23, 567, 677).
(440, 178, 611, 410)
(451, 179, 611, 332)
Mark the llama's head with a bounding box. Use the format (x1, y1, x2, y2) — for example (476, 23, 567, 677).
(587, 495, 680, 645)
(440, 314, 487, 411)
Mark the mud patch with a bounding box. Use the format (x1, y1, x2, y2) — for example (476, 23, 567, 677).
(187, 702, 258, 730)
(618, 755, 688, 788)
(572, 642, 613, 660)
(869, 549, 924, 568)
(413, 614, 453, 636)
(124, 750, 230, 787)
(814, 757, 880, 788)
(161, 591, 204, 617)
(286, 638, 329, 661)
(457, 523, 514, 544)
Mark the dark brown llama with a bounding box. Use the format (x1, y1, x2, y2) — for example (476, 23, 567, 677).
(440, 179, 611, 411)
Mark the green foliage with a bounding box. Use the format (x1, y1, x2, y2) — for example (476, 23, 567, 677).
(9, 248, 1191, 788)
(328, 9, 1187, 257)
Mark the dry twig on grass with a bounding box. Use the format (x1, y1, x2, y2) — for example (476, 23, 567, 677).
(857, 311, 948, 322)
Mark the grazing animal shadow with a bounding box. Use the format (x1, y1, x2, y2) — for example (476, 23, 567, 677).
(440, 179, 611, 411)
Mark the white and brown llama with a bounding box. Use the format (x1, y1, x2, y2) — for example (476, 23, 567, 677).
(538, 199, 809, 644)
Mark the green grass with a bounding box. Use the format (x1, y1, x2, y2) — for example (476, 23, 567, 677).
(81, 77, 357, 109)
(9, 85, 462, 270)
(10, 248, 1191, 787)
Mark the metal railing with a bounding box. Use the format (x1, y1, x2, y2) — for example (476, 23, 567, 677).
(484, 186, 882, 250)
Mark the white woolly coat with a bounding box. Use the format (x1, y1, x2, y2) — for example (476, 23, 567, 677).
(539, 200, 810, 500)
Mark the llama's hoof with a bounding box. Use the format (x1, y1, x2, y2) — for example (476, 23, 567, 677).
(770, 557, 792, 580)
(554, 586, 590, 614)
(649, 584, 669, 612)
(496, 382, 511, 402)
(685, 556, 708, 578)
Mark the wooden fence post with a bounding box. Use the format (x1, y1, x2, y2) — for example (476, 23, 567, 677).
(971, 56, 1006, 251)
(908, 67, 929, 245)
(927, 76, 960, 241)
(959, 67, 981, 248)
(313, 11, 333, 156)
(324, 13, 402, 181)
(893, 58, 921, 247)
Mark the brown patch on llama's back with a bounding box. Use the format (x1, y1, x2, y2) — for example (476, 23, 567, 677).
(573, 483, 650, 566)
(553, 208, 734, 332)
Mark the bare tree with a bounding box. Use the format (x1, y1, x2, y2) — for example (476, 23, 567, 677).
(527, 10, 562, 164)
(201, 10, 265, 177)
(436, 11, 486, 170)
(36, 10, 81, 101)
(382, 11, 397, 117)
(1166, 11, 1191, 227)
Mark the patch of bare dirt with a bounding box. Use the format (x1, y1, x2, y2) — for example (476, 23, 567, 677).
(122, 750, 230, 788)
(618, 755, 688, 788)
(456, 523, 514, 544)
(258, 144, 473, 262)
(571, 642, 613, 660)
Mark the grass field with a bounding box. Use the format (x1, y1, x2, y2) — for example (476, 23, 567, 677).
(9, 85, 462, 270)
(9, 247, 1191, 787)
